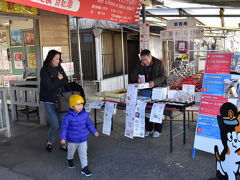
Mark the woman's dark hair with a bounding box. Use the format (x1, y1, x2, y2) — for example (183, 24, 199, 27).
(43, 49, 62, 67)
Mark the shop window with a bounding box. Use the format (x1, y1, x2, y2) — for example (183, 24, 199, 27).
(70, 29, 97, 80)
(101, 31, 127, 79)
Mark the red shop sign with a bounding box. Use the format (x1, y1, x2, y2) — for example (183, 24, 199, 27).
(6, 0, 141, 23)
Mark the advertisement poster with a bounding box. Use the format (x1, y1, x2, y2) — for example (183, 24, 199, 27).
(27, 53, 36, 68)
(102, 102, 116, 136)
(61, 62, 74, 76)
(24, 32, 35, 45)
(0, 46, 10, 71)
(231, 53, 240, 73)
(174, 40, 189, 62)
(3, 76, 15, 87)
(199, 94, 228, 117)
(126, 84, 138, 104)
(202, 74, 231, 96)
(124, 104, 135, 139)
(150, 103, 165, 124)
(14, 52, 23, 69)
(205, 53, 233, 74)
(0, 30, 9, 46)
(7, 0, 141, 23)
(10, 30, 22, 46)
(196, 115, 220, 139)
(133, 101, 147, 138)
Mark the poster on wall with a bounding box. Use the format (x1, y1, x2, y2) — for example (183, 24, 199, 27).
(3, 76, 15, 87)
(14, 52, 23, 69)
(0, 30, 9, 46)
(27, 53, 36, 69)
(10, 30, 22, 46)
(0, 46, 10, 71)
(174, 40, 189, 62)
(24, 32, 35, 45)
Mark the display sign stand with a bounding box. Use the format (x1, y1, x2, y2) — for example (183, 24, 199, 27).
(192, 52, 240, 159)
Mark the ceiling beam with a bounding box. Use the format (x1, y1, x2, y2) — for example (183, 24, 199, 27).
(178, 8, 206, 26)
(219, 8, 225, 27)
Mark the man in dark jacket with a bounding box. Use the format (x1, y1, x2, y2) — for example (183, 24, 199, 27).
(131, 49, 166, 137)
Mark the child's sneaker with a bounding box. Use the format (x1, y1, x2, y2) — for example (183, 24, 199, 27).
(66, 159, 75, 168)
(81, 166, 92, 177)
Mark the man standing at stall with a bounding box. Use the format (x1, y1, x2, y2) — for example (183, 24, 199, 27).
(131, 49, 167, 137)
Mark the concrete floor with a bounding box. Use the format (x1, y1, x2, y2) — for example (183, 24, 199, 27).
(0, 109, 218, 180)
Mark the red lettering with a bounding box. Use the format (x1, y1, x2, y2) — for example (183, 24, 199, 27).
(67, 0, 73, 8)
(55, 0, 61, 6)
(61, 0, 67, 7)
(46, 0, 52, 4)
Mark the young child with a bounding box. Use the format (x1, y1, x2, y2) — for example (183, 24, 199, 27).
(60, 94, 99, 177)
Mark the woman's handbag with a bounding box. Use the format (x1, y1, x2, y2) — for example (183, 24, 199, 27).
(56, 91, 76, 113)
(56, 82, 85, 113)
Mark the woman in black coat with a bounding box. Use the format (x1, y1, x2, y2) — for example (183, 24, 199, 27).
(40, 50, 68, 152)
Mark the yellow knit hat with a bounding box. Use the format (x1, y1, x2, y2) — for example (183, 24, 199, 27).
(69, 94, 84, 108)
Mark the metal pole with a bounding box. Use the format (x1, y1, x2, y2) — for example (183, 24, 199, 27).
(142, 4, 146, 23)
(121, 27, 126, 89)
(76, 17, 83, 87)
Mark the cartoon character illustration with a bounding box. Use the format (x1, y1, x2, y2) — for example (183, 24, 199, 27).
(214, 102, 240, 180)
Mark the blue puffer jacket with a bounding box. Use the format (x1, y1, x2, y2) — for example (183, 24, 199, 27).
(60, 108, 97, 143)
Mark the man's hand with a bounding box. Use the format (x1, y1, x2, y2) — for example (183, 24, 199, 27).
(95, 132, 99, 137)
(138, 78, 144, 84)
(149, 81, 155, 88)
(60, 139, 65, 144)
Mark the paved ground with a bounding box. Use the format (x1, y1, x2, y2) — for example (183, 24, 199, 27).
(0, 109, 218, 180)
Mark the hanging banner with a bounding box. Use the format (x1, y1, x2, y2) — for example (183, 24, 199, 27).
(6, 0, 141, 23)
(102, 102, 116, 136)
(149, 103, 165, 124)
(140, 23, 149, 52)
(133, 100, 147, 138)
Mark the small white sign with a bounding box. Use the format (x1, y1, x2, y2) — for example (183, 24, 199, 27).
(61, 62, 74, 76)
(167, 19, 196, 30)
